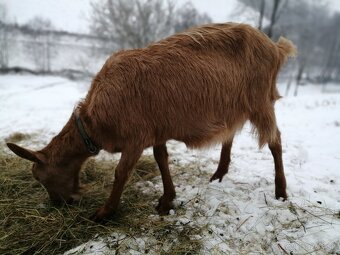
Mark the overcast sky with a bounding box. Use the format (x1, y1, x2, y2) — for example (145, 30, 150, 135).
(1, 0, 340, 33)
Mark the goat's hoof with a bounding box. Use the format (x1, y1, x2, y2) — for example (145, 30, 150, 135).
(156, 196, 174, 215)
(275, 190, 288, 201)
(90, 206, 113, 223)
(209, 173, 223, 182)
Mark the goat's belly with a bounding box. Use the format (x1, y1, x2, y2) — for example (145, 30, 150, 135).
(178, 127, 236, 149)
(173, 114, 247, 148)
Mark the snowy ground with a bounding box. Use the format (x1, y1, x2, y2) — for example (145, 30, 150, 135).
(0, 74, 339, 254)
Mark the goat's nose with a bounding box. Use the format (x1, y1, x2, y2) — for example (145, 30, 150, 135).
(50, 198, 63, 206)
(66, 197, 74, 204)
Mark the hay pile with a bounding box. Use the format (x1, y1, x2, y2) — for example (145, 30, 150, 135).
(0, 148, 167, 255)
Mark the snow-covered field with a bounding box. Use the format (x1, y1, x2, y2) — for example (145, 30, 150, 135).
(0, 74, 339, 254)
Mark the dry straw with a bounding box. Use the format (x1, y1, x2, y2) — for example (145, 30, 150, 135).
(0, 135, 202, 255)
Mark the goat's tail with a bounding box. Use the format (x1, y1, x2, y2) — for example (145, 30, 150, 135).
(276, 37, 297, 61)
(268, 37, 296, 103)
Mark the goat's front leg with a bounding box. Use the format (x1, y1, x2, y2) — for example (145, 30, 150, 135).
(210, 138, 234, 182)
(153, 144, 176, 215)
(91, 147, 143, 222)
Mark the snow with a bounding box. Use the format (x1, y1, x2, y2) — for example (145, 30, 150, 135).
(0, 74, 89, 146)
(0, 74, 339, 254)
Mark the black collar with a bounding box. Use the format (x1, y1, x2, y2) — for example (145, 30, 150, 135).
(74, 109, 100, 154)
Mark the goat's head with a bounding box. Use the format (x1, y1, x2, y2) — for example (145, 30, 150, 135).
(6, 143, 83, 205)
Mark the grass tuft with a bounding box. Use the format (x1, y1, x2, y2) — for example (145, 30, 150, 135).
(5, 132, 32, 143)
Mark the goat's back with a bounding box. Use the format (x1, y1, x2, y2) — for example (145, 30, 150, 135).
(84, 23, 293, 149)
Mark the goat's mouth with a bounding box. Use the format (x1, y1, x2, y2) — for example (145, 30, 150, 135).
(48, 193, 74, 205)
(48, 186, 86, 205)
(50, 197, 74, 206)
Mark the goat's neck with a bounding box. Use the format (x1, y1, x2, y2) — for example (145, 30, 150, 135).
(42, 114, 91, 169)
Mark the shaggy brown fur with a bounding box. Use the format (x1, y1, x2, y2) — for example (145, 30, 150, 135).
(7, 23, 296, 221)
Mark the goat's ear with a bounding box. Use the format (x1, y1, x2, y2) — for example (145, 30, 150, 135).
(6, 143, 45, 164)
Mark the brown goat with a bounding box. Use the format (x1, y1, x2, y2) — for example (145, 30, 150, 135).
(7, 23, 296, 222)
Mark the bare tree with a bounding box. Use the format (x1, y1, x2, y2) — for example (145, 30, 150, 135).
(90, 0, 175, 53)
(25, 16, 58, 72)
(174, 2, 212, 33)
(280, 1, 330, 89)
(237, 0, 339, 90)
(89, 0, 212, 55)
(237, 0, 288, 38)
(320, 12, 340, 86)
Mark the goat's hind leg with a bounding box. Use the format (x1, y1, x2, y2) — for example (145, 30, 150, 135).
(210, 138, 234, 182)
(269, 128, 287, 200)
(250, 107, 287, 200)
(153, 144, 176, 215)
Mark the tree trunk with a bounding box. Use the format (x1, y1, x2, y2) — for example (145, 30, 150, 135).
(285, 71, 294, 96)
(258, 0, 266, 30)
(320, 30, 338, 84)
(267, 0, 280, 38)
(293, 83, 299, 97)
(296, 63, 304, 85)
(294, 63, 305, 96)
